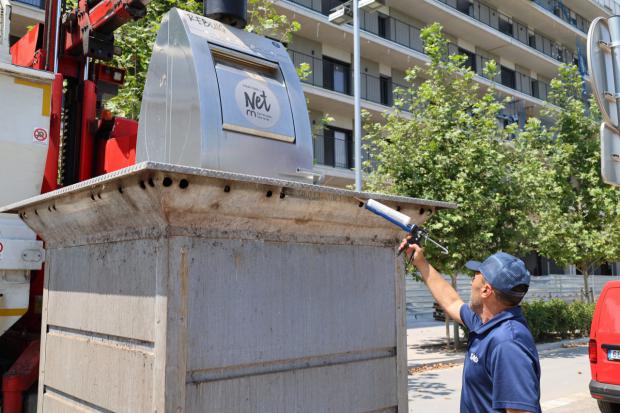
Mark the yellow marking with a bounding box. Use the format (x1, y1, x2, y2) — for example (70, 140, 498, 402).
(0, 308, 28, 317)
(14, 78, 51, 117)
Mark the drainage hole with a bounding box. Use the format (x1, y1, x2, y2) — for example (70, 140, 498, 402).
(224, 185, 231, 193)
(280, 192, 286, 199)
(179, 179, 189, 189)
(266, 190, 273, 198)
(162, 177, 173, 187)
(148, 178, 155, 187)
(139, 181, 147, 190)
(118, 187, 124, 194)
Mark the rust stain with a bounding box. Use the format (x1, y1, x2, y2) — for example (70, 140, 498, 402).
(233, 250, 242, 270)
(179, 247, 189, 321)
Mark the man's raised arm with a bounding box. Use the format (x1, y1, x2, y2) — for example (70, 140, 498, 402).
(402, 241, 464, 325)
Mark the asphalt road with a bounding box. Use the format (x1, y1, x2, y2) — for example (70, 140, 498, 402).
(408, 345, 599, 412)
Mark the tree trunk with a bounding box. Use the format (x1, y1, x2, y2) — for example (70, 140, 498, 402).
(582, 267, 591, 304)
(452, 320, 460, 350)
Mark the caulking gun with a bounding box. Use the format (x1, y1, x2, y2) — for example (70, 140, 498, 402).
(359, 199, 449, 259)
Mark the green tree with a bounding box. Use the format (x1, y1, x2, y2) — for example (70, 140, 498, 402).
(525, 64, 620, 302)
(106, 0, 300, 118)
(363, 23, 547, 346)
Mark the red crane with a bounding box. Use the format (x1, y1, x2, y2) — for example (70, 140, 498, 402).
(3, 0, 152, 410)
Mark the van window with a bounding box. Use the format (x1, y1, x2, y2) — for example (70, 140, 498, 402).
(599, 287, 620, 332)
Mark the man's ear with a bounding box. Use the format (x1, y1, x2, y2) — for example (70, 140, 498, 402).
(481, 283, 493, 298)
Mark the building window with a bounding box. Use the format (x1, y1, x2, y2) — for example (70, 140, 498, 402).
(380, 76, 392, 106)
(458, 47, 476, 72)
(323, 57, 351, 95)
(531, 80, 540, 99)
(498, 16, 513, 37)
(456, 0, 472, 15)
(378, 13, 390, 39)
(323, 127, 353, 169)
(500, 66, 516, 90)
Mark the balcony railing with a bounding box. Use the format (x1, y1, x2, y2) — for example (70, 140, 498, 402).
(13, 0, 45, 9)
(289, 49, 408, 107)
(475, 53, 550, 101)
(286, 0, 426, 53)
(286, 0, 553, 102)
(531, 0, 590, 33)
(592, 0, 620, 14)
(436, 0, 579, 68)
(313, 134, 352, 169)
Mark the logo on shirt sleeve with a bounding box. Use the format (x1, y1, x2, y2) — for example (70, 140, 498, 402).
(469, 352, 479, 363)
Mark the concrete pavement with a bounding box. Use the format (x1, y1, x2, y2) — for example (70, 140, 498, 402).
(407, 320, 589, 368)
(408, 346, 594, 412)
(407, 320, 595, 412)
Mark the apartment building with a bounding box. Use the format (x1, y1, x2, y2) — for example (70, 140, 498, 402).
(272, 0, 616, 188)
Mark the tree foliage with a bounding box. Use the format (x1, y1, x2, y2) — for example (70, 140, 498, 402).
(363, 23, 546, 276)
(106, 0, 299, 118)
(523, 65, 620, 293)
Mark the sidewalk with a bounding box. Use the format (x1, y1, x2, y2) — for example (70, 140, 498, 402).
(407, 320, 589, 369)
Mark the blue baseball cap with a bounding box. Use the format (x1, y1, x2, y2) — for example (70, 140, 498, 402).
(465, 252, 531, 297)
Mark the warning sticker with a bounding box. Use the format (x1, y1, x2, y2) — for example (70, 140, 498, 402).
(33, 128, 49, 145)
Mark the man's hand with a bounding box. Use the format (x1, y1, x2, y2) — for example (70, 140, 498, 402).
(401, 237, 464, 325)
(399, 238, 427, 269)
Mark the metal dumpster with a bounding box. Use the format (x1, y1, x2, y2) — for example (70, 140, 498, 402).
(2, 162, 453, 412)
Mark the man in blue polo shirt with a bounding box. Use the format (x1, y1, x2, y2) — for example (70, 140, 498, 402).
(401, 241, 541, 413)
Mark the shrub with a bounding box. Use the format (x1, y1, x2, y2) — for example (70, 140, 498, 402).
(521, 299, 596, 342)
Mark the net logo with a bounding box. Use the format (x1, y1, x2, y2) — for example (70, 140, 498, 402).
(235, 78, 280, 128)
(244, 90, 272, 116)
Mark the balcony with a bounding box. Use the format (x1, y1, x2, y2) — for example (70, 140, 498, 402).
(289, 49, 408, 107)
(436, 0, 579, 68)
(285, 0, 552, 104)
(474, 53, 550, 101)
(531, 0, 590, 33)
(313, 133, 353, 169)
(12, 0, 45, 9)
(591, 0, 620, 14)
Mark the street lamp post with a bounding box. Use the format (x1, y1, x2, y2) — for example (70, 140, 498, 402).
(353, 0, 362, 192)
(329, 0, 384, 192)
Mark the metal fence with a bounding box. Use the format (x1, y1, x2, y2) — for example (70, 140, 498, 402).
(407, 274, 620, 321)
